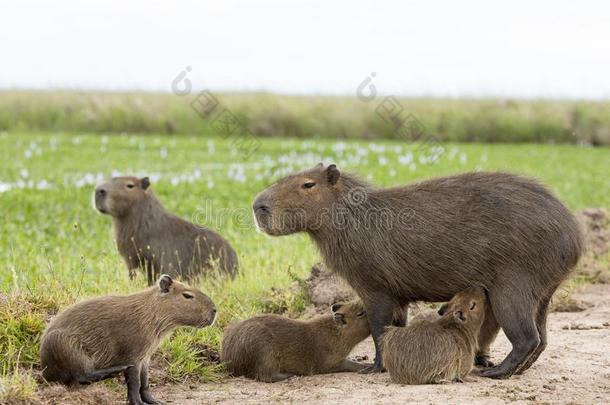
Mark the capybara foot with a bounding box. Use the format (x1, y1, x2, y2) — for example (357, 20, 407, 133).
(478, 365, 513, 379)
(267, 373, 293, 382)
(475, 354, 494, 368)
(358, 364, 385, 374)
(141, 390, 163, 404)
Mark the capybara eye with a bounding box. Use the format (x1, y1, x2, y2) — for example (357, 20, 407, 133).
(356, 311, 365, 317)
(182, 292, 194, 299)
(303, 181, 316, 189)
(126, 184, 135, 189)
(470, 301, 476, 310)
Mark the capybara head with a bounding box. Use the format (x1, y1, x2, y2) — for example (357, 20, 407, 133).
(331, 301, 370, 340)
(438, 286, 487, 329)
(154, 274, 217, 328)
(94, 176, 151, 217)
(253, 163, 354, 236)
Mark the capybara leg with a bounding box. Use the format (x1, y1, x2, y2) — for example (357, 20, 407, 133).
(139, 358, 160, 404)
(516, 295, 551, 374)
(81, 365, 133, 384)
(480, 286, 540, 379)
(360, 296, 395, 373)
(124, 364, 144, 405)
(476, 304, 500, 367)
(267, 373, 293, 382)
(331, 359, 369, 373)
(41, 330, 95, 385)
(392, 303, 409, 327)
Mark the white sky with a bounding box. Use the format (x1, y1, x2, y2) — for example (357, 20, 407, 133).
(1, 0, 609, 99)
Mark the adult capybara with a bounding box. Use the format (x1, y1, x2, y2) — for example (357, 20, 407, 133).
(253, 164, 583, 378)
(40, 275, 216, 405)
(95, 176, 238, 285)
(221, 301, 370, 382)
(382, 287, 486, 384)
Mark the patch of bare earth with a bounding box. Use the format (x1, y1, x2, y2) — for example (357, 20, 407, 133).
(158, 284, 610, 404)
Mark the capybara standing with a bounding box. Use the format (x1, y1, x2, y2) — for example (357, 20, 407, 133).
(95, 176, 238, 285)
(222, 301, 370, 382)
(382, 287, 487, 384)
(253, 165, 583, 378)
(40, 275, 216, 405)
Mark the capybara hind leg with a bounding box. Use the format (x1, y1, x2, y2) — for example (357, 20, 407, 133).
(480, 286, 540, 379)
(124, 364, 144, 405)
(360, 296, 395, 373)
(517, 295, 551, 374)
(41, 330, 94, 385)
(80, 365, 133, 384)
(476, 305, 500, 367)
(331, 359, 369, 373)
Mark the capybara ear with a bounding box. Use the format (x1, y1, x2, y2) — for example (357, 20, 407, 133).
(437, 303, 448, 316)
(453, 310, 466, 323)
(141, 177, 151, 190)
(331, 303, 343, 313)
(159, 274, 173, 293)
(325, 164, 340, 185)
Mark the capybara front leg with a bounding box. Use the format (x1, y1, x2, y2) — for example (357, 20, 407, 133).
(124, 363, 144, 405)
(476, 303, 500, 367)
(359, 296, 395, 373)
(139, 358, 161, 404)
(479, 286, 539, 379)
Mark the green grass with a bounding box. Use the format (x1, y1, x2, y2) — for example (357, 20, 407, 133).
(2, 91, 610, 145)
(0, 132, 608, 400)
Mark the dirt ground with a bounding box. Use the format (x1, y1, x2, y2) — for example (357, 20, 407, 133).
(154, 284, 610, 405)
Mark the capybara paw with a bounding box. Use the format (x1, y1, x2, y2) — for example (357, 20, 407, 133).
(141, 391, 163, 405)
(358, 364, 385, 374)
(478, 366, 512, 379)
(475, 354, 494, 368)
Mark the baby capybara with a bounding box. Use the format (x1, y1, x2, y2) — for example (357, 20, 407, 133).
(95, 176, 238, 285)
(253, 165, 583, 378)
(222, 301, 370, 382)
(40, 275, 216, 405)
(382, 287, 486, 384)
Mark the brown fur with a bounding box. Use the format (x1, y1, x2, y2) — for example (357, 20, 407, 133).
(95, 176, 238, 285)
(40, 275, 216, 405)
(382, 287, 486, 384)
(221, 302, 370, 382)
(253, 165, 584, 378)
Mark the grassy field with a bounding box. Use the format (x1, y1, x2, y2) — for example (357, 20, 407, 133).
(2, 91, 610, 145)
(0, 131, 608, 401)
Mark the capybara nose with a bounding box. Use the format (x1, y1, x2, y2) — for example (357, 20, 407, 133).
(96, 188, 107, 197)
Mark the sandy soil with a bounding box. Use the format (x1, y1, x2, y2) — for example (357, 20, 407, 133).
(158, 284, 610, 405)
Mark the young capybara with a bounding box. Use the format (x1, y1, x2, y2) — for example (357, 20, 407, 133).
(221, 301, 370, 382)
(94, 176, 238, 285)
(382, 287, 487, 384)
(40, 275, 216, 405)
(253, 165, 584, 378)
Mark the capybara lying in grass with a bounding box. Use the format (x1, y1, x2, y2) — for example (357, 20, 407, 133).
(221, 301, 370, 382)
(253, 165, 583, 378)
(95, 176, 238, 285)
(382, 287, 486, 384)
(40, 275, 216, 405)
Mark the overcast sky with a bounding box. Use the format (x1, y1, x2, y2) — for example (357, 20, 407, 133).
(1, 0, 609, 99)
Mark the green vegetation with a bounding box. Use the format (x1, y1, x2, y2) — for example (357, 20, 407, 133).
(2, 91, 610, 145)
(0, 131, 608, 401)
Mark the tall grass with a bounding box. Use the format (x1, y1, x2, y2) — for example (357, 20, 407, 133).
(1, 91, 610, 145)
